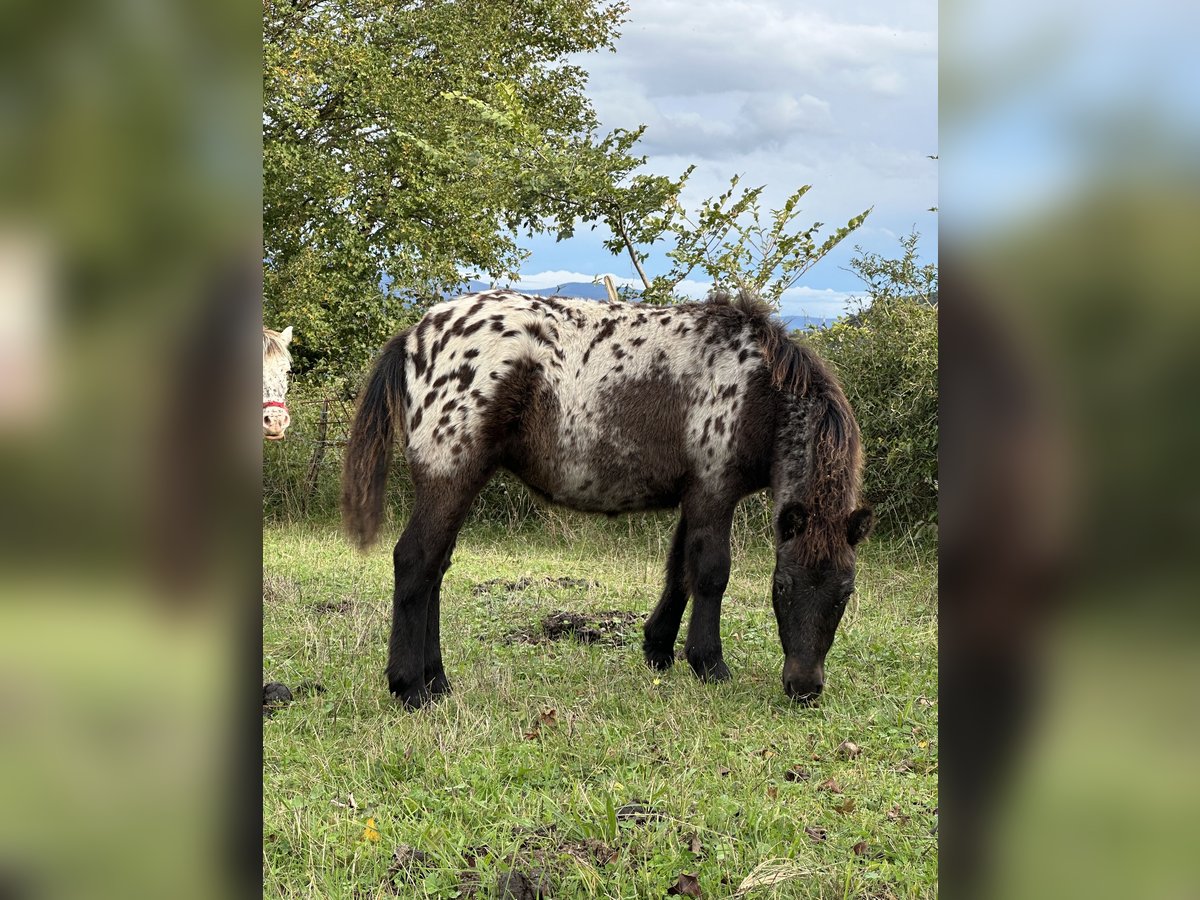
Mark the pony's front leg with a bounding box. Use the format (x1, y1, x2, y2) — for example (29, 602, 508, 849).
(682, 502, 735, 683)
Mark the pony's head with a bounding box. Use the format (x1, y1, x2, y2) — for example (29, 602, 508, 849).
(772, 502, 874, 704)
(263, 326, 293, 440)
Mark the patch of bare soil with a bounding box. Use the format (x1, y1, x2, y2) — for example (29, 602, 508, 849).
(506, 610, 645, 646)
(472, 575, 597, 596)
(386, 822, 628, 898)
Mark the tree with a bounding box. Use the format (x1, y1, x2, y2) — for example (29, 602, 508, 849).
(264, 0, 645, 381)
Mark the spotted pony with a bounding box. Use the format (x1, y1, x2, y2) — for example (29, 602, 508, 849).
(342, 290, 872, 708)
(263, 326, 293, 440)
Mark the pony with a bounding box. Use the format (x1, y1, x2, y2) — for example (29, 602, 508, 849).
(263, 326, 293, 440)
(342, 289, 872, 708)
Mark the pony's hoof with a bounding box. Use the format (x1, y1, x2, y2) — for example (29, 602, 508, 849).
(390, 680, 432, 710)
(688, 654, 731, 683)
(427, 671, 452, 697)
(643, 643, 676, 670)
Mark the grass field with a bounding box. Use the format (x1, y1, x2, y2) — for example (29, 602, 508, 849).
(263, 516, 937, 899)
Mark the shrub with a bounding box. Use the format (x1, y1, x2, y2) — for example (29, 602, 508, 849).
(807, 294, 938, 537)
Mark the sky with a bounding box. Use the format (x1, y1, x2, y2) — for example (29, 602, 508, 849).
(510, 0, 938, 322)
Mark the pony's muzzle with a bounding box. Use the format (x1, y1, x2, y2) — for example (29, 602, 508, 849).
(783, 659, 824, 705)
(263, 405, 290, 440)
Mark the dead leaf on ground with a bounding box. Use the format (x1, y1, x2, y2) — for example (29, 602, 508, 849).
(717, 766, 731, 777)
(783, 765, 810, 783)
(766, 785, 779, 800)
(893, 759, 915, 773)
(804, 825, 827, 843)
(754, 747, 777, 759)
(886, 804, 910, 823)
(523, 723, 541, 741)
(667, 872, 703, 897)
(837, 740, 862, 759)
(361, 818, 380, 842)
(538, 707, 557, 726)
(818, 778, 843, 794)
(835, 797, 856, 814)
(685, 833, 703, 856)
(852, 841, 870, 857)
(734, 859, 810, 894)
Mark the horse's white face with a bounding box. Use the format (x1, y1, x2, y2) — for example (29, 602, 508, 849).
(263, 325, 293, 440)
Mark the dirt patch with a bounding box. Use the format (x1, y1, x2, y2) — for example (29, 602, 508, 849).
(386, 825, 622, 898)
(506, 610, 644, 646)
(473, 575, 598, 596)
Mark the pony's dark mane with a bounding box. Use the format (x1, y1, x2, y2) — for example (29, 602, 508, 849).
(707, 290, 864, 568)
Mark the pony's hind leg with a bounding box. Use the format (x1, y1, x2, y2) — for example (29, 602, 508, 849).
(388, 477, 482, 709)
(643, 514, 690, 669)
(681, 496, 736, 683)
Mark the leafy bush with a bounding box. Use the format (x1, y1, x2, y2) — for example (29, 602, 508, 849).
(806, 236, 938, 536)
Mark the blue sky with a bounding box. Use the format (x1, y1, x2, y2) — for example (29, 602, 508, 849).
(506, 0, 938, 322)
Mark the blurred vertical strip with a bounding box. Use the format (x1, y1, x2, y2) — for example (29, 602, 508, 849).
(0, 0, 260, 897)
(943, 0, 1200, 897)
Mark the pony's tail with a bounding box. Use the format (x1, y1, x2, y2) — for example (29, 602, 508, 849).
(341, 332, 408, 549)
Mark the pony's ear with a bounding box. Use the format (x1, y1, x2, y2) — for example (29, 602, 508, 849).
(777, 503, 808, 543)
(847, 506, 874, 546)
(280, 325, 294, 344)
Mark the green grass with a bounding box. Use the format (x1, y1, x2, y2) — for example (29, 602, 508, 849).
(264, 516, 937, 899)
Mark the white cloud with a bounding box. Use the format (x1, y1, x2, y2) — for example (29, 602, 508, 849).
(779, 285, 859, 320)
(564, 0, 937, 266)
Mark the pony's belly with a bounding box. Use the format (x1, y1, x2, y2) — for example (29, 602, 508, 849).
(513, 457, 684, 514)
(547, 460, 686, 512)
